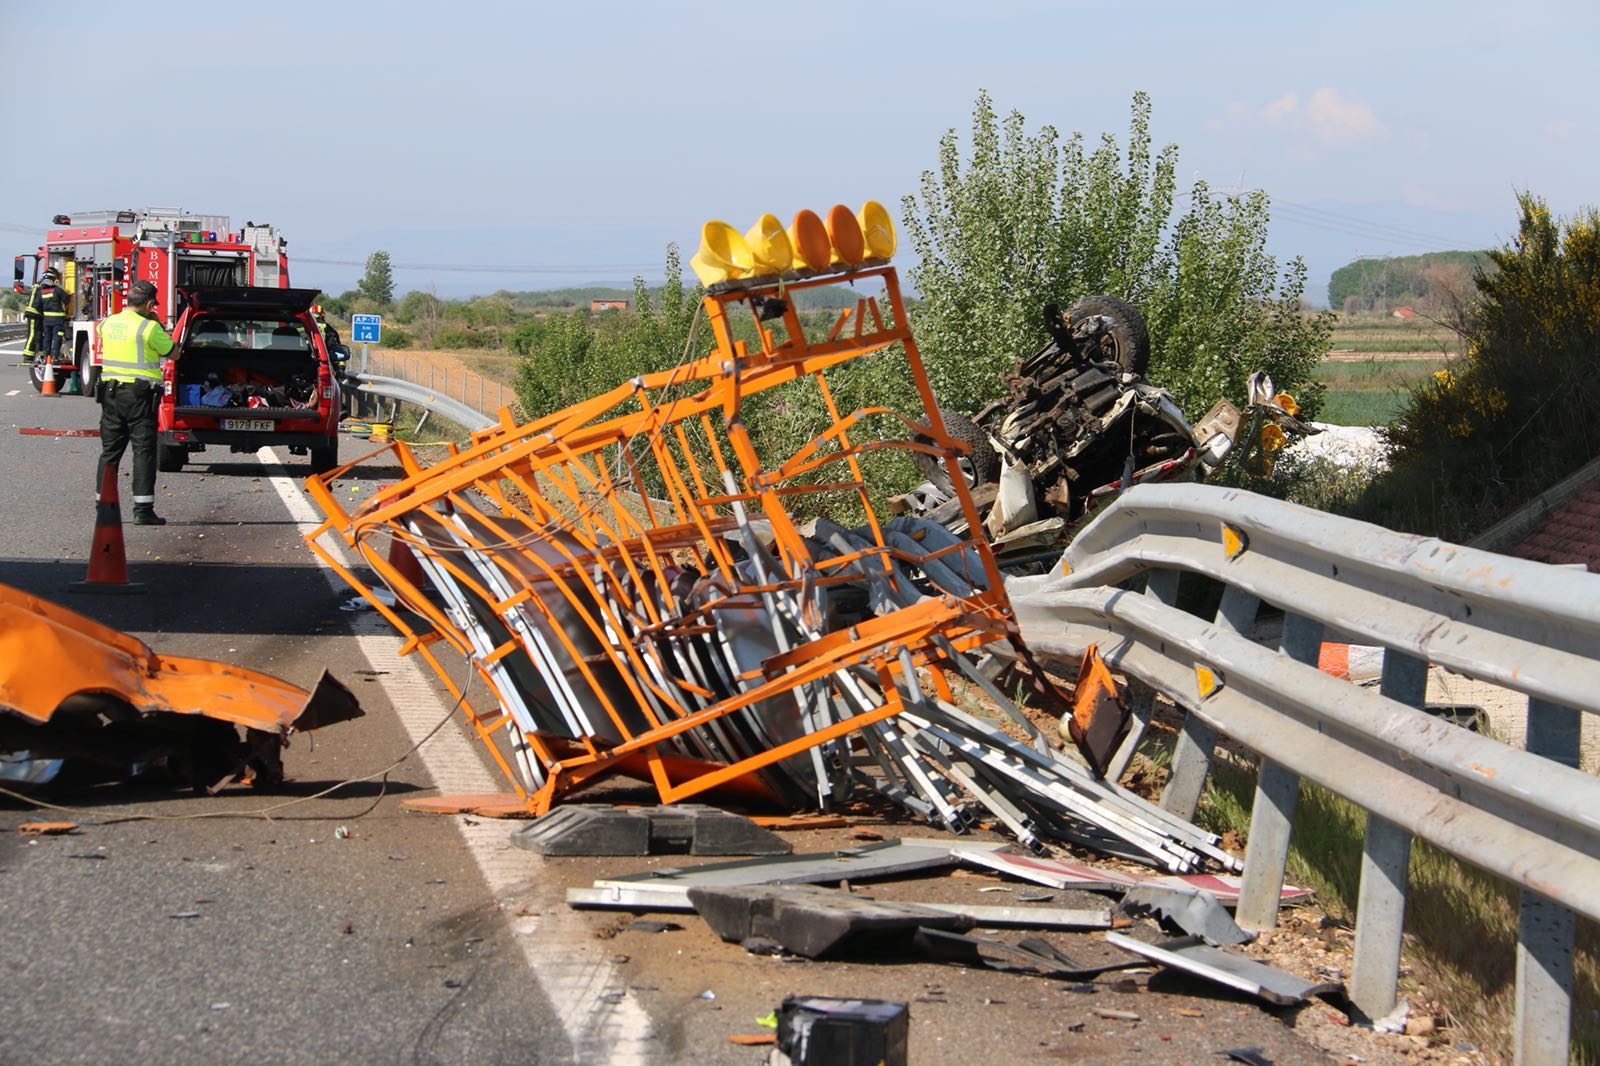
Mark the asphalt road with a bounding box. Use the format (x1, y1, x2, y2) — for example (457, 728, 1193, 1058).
(0, 379, 602, 1065)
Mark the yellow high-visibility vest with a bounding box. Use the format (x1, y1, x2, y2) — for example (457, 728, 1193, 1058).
(99, 308, 173, 383)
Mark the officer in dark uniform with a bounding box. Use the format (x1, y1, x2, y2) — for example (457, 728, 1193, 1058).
(97, 280, 174, 525)
(26, 267, 71, 365)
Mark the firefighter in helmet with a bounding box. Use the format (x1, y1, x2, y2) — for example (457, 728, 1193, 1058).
(23, 267, 71, 366)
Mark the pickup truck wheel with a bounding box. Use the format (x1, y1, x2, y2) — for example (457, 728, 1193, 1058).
(310, 440, 339, 475)
(915, 409, 1000, 492)
(1065, 294, 1150, 376)
(157, 444, 186, 472)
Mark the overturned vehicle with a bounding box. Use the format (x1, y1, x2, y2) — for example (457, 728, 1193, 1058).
(903, 297, 1314, 571)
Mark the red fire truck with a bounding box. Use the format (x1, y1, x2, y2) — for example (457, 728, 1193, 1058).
(12, 208, 289, 394)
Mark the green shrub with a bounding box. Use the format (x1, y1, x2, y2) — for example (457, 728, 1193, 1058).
(434, 327, 498, 350)
(901, 90, 1332, 419)
(381, 329, 412, 350)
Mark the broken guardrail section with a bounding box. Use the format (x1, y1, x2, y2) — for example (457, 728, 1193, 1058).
(302, 260, 1228, 869)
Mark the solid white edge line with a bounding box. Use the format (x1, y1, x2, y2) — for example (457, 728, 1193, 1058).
(255, 447, 653, 1064)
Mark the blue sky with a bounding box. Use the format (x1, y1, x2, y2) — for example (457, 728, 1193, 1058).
(2, 0, 1594, 303)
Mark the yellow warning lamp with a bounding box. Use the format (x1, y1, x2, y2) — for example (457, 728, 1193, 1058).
(1273, 392, 1299, 416)
(743, 213, 794, 275)
(690, 220, 755, 287)
(857, 200, 896, 260)
(826, 204, 866, 268)
(787, 209, 832, 273)
(1259, 422, 1287, 453)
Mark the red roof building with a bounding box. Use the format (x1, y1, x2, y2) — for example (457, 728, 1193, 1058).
(1505, 479, 1600, 572)
(1478, 456, 1600, 573)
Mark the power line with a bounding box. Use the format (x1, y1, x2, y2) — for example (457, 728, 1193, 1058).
(1275, 199, 1476, 247)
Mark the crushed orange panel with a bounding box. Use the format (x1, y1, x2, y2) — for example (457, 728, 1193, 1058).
(0, 583, 362, 789)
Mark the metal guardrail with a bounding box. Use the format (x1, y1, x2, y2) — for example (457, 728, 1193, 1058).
(349, 372, 495, 432)
(0, 322, 28, 343)
(1007, 483, 1600, 1065)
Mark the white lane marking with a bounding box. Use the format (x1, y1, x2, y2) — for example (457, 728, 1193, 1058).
(255, 448, 653, 1064)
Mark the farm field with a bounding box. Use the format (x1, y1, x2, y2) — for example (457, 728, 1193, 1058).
(1316, 312, 1457, 425)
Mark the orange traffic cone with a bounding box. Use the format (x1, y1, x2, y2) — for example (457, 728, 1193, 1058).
(387, 533, 426, 589)
(69, 465, 146, 595)
(40, 361, 58, 398)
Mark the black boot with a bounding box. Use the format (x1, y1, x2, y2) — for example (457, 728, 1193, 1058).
(133, 506, 166, 526)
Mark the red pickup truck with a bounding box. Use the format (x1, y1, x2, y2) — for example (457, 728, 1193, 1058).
(157, 287, 341, 473)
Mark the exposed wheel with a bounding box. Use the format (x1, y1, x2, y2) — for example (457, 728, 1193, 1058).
(915, 408, 1000, 492)
(1064, 294, 1150, 376)
(310, 439, 339, 475)
(157, 443, 186, 472)
(76, 336, 98, 396)
(27, 357, 51, 393)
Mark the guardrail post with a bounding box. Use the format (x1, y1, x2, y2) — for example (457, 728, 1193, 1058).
(1236, 611, 1324, 931)
(1161, 584, 1259, 820)
(1515, 696, 1580, 1064)
(1350, 650, 1427, 1021)
(1106, 570, 1180, 782)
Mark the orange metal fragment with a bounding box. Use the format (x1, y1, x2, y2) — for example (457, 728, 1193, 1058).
(0, 583, 362, 789)
(17, 821, 79, 836)
(1064, 643, 1130, 778)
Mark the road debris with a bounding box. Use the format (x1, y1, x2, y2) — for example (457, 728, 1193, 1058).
(689, 883, 971, 958)
(18, 820, 78, 836)
(510, 803, 790, 857)
(1104, 932, 1342, 1006)
(0, 583, 363, 792)
(566, 839, 1006, 911)
(1121, 883, 1254, 945)
(775, 994, 909, 1066)
(913, 927, 1145, 980)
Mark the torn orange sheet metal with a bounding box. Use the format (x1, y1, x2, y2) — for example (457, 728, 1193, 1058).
(302, 254, 1234, 871)
(1063, 644, 1130, 778)
(0, 583, 362, 789)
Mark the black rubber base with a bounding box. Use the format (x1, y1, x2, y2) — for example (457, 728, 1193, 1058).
(68, 580, 147, 595)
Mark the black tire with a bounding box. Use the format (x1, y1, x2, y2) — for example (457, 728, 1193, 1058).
(310, 439, 339, 475)
(157, 443, 186, 472)
(915, 408, 1000, 492)
(27, 357, 49, 393)
(76, 336, 98, 396)
(1065, 294, 1150, 376)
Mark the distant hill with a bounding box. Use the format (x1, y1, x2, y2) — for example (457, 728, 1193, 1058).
(1328, 250, 1493, 312)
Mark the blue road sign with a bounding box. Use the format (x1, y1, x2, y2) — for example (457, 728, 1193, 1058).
(351, 314, 382, 344)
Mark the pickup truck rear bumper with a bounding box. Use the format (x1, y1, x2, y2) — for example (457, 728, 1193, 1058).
(163, 428, 334, 450)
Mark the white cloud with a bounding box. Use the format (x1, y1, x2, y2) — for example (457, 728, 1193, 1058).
(1251, 86, 1386, 149)
(1262, 91, 1299, 124)
(1302, 88, 1384, 144)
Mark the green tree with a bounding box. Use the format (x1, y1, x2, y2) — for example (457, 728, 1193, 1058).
(358, 250, 395, 307)
(902, 91, 1332, 417)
